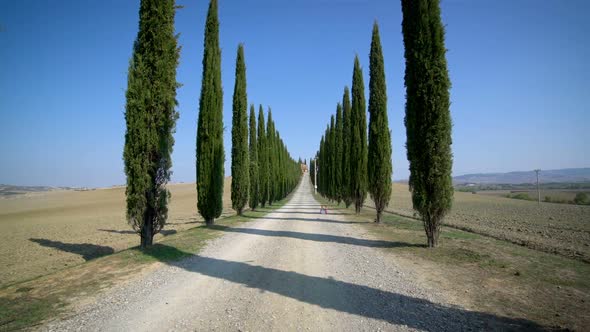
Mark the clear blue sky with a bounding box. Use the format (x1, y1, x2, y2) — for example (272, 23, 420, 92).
(1, 0, 588, 187)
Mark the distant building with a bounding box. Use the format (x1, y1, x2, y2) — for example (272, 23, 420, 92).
(300, 163, 308, 173)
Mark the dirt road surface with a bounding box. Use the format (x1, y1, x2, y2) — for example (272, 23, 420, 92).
(43, 178, 536, 331)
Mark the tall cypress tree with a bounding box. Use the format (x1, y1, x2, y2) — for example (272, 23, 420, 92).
(328, 115, 336, 200)
(368, 22, 392, 223)
(248, 104, 259, 210)
(402, 0, 453, 247)
(266, 109, 276, 204)
(196, 0, 224, 225)
(319, 136, 325, 195)
(334, 103, 343, 204)
(257, 106, 268, 207)
(341, 86, 353, 208)
(123, 0, 180, 248)
(310, 157, 316, 187)
(230, 44, 249, 215)
(350, 56, 368, 214)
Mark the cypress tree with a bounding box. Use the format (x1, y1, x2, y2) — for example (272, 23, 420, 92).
(334, 103, 343, 204)
(341, 86, 353, 208)
(230, 44, 249, 215)
(257, 106, 268, 207)
(368, 22, 392, 223)
(329, 115, 336, 200)
(248, 104, 259, 210)
(322, 125, 331, 198)
(350, 56, 368, 214)
(318, 135, 327, 196)
(196, 0, 224, 225)
(310, 158, 316, 187)
(123, 0, 180, 248)
(401, 0, 453, 247)
(267, 109, 276, 204)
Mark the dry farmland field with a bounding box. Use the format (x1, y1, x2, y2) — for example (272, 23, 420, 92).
(371, 184, 590, 262)
(0, 179, 233, 288)
(2, 180, 589, 290)
(477, 189, 590, 204)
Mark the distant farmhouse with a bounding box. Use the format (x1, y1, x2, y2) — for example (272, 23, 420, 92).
(300, 163, 308, 173)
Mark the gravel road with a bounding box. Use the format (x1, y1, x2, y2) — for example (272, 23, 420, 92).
(43, 177, 540, 331)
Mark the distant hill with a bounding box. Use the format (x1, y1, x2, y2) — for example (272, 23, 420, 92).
(453, 168, 590, 185)
(0, 184, 93, 197)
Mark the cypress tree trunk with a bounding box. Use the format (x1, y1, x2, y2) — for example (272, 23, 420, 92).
(257, 107, 267, 207)
(230, 44, 249, 215)
(368, 22, 392, 224)
(350, 56, 368, 214)
(401, 0, 453, 247)
(140, 207, 154, 247)
(248, 105, 259, 211)
(197, 0, 224, 226)
(123, 0, 180, 248)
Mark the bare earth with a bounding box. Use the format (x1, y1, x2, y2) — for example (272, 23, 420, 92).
(374, 184, 590, 262)
(0, 180, 233, 287)
(42, 178, 536, 331)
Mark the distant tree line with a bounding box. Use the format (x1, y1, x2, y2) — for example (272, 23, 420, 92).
(124, 0, 300, 247)
(196, 0, 301, 224)
(124, 0, 453, 248)
(314, 0, 454, 248)
(314, 23, 392, 224)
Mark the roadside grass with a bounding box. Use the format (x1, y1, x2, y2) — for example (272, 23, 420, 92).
(313, 193, 590, 330)
(0, 199, 289, 331)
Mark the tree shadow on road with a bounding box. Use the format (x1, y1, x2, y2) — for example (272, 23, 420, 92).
(254, 210, 350, 216)
(243, 215, 364, 225)
(29, 238, 114, 261)
(207, 225, 425, 249)
(98, 229, 177, 236)
(143, 244, 547, 331)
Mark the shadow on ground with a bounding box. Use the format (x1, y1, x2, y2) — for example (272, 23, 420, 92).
(252, 210, 350, 216)
(142, 244, 547, 331)
(243, 215, 364, 225)
(208, 225, 424, 249)
(29, 238, 114, 261)
(98, 229, 177, 236)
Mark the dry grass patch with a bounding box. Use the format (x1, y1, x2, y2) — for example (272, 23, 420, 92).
(0, 179, 235, 288)
(0, 199, 288, 331)
(364, 183, 590, 262)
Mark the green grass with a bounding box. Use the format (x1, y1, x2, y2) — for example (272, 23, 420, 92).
(0, 198, 289, 331)
(0, 294, 62, 331)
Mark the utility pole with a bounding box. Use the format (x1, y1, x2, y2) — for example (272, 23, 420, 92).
(534, 169, 541, 204)
(314, 157, 318, 194)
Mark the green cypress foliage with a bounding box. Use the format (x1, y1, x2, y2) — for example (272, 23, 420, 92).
(248, 105, 259, 210)
(266, 109, 276, 204)
(310, 157, 316, 187)
(196, 0, 224, 225)
(368, 22, 392, 223)
(230, 44, 249, 215)
(341, 86, 353, 208)
(123, 0, 180, 248)
(328, 115, 336, 200)
(401, 0, 454, 247)
(257, 106, 268, 207)
(318, 135, 327, 196)
(334, 103, 344, 204)
(350, 56, 368, 214)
